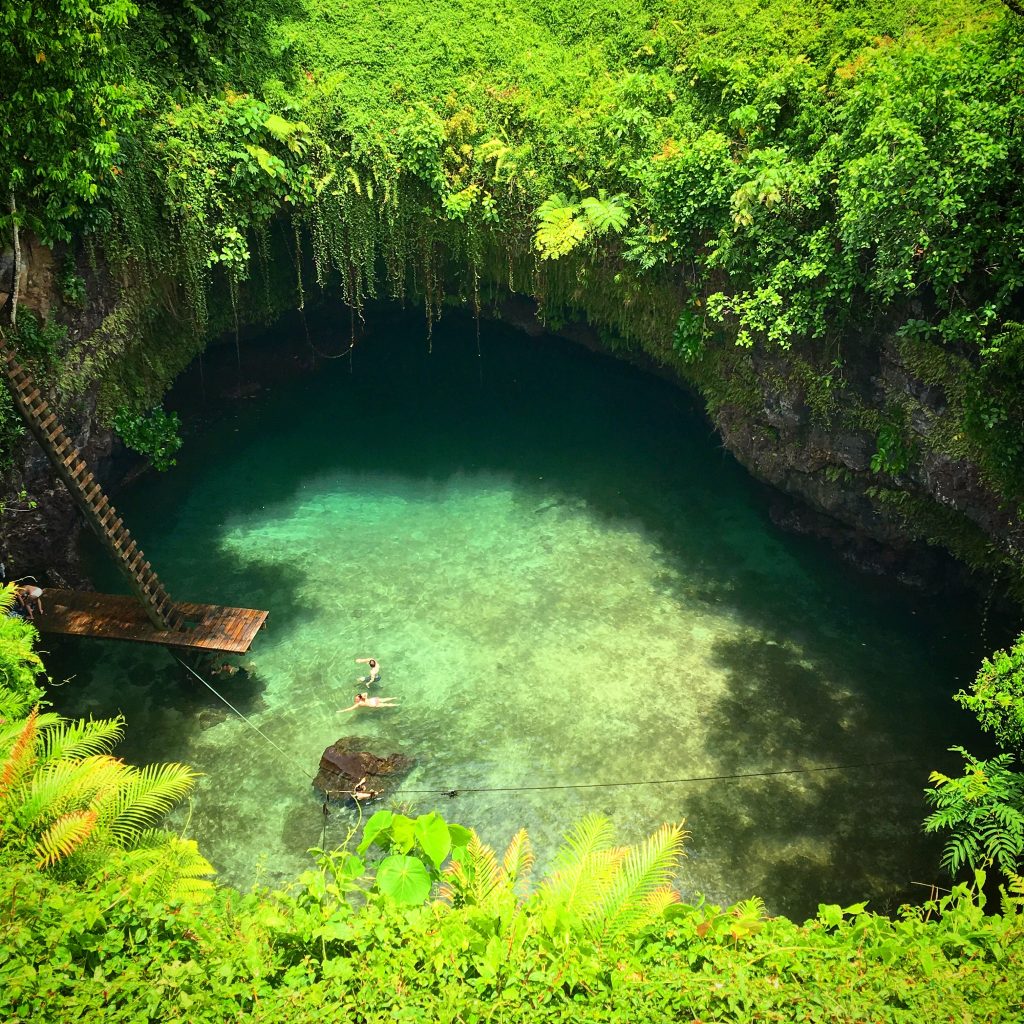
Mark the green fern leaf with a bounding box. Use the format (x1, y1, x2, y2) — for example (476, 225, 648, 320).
(580, 191, 630, 236)
(34, 809, 97, 868)
(534, 193, 586, 260)
(592, 821, 687, 938)
(38, 717, 123, 764)
(94, 762, 198, 845)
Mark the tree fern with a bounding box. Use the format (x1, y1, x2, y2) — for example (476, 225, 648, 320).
(534, 193, 586, 259)
(580, 191, 630, 236)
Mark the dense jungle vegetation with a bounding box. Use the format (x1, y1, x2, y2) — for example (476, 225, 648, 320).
(3, 0, 1024, 1018)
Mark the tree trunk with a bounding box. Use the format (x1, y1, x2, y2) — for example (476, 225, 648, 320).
(9, 190, 21, 326)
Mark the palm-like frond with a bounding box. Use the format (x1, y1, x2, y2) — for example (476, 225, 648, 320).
(591, 821, 688, 937)
(541, 814, 623, 916)
(93, 762, 199, 845)
(16, 755, 125, 827)
(111, 831, 216, 904)
(38, 716, 123, 763)
(34, 810, 98, 868)
(502, 828, 534, 894)
(0, 706, 40, 802)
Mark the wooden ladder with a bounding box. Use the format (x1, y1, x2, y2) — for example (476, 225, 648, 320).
(0, 337, 183, 632)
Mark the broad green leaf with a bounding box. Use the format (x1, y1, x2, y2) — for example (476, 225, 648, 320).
(376, 855, 431, 905)
(357, 810, 393, 853)
(415, 812, 451, 869)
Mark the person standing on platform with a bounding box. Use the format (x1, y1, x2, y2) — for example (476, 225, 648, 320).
(355, 657, 381, 685)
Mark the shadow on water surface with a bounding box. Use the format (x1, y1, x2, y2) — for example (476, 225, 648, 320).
(46, 304, 1005, 919)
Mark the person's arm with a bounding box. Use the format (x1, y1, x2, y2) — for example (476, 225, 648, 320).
(337, 703, 358, 714)
(355, 658, 370, 665)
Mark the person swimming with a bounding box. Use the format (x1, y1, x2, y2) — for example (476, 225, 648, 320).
(337, 692, 398, 713)
(355, 657, 381, 685)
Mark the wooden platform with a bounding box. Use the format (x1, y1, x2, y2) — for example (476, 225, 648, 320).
(34, 589, 268, 655)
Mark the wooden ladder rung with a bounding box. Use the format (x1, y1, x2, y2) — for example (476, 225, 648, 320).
(94, 494, 110, 516)
(21, 387, 40, 406)
(39, 413, 57, 432)
(84, 483, 102, 504)
(77, 471, 94, 490)
(34, 399, 49, 417)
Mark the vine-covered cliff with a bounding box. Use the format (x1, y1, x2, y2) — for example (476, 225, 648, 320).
(2, 0, 1022, 591)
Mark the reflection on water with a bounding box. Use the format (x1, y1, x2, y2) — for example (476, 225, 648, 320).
(45, 307, 992, 919)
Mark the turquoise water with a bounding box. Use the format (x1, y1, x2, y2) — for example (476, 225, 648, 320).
(46, 308, 991, 919)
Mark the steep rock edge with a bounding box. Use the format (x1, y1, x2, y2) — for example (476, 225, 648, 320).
(2, 241, 1021, 600)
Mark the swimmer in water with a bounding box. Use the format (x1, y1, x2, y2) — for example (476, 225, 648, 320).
(355, 657, 381, 685)
(337, 692, 399, 713)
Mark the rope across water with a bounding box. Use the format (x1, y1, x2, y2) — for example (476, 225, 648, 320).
(176, 658, 919, 800)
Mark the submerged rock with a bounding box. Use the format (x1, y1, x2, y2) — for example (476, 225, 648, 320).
(313, 736, 414, 802)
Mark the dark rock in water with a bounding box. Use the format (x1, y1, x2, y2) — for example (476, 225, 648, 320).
(313, 736, 414, 802)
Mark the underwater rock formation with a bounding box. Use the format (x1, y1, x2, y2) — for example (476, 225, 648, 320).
(313, 735, 414, 802)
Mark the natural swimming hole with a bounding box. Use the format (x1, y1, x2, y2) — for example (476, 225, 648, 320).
(46, 307, 992, 920)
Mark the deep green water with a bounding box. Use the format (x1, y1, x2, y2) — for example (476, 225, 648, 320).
(46, 308, 992, 919)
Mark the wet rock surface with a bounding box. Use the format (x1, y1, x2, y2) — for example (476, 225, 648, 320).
(313, 736, 414, 801)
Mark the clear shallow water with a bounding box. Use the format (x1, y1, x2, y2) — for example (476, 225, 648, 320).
(46, 308, 991, 919)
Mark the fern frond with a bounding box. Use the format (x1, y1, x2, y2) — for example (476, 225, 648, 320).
(465, 831, 502, 906)
(541, 815, 621, 915)
(93, 762, 198, 845)
(109, 832, 216, 904)
(502, 828, 534, 893)
(534, 193, 586, 259)
(38, 716, 123, 763)
(644, 887, 682, 917)
(0, 706, 41, 802)
(580, 191, 630, 236)
(592, 821, 687, 938)
(34, 810, 98, 868)
(18, 755, 125, 827)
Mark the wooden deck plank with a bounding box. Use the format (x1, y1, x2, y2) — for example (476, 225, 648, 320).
(34, 589, 268, 655)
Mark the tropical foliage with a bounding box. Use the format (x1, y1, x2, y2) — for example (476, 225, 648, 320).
(1, 619, 1023, 1020)
(957, 631, 1024, 755)
(924, 747, 1024, 877)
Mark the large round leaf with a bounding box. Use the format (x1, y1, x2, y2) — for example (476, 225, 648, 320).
(375, 855, 432, 905)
